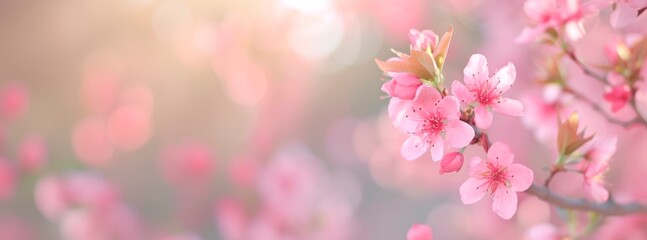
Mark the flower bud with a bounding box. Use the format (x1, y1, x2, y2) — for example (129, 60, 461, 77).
(439, 152, 464, 174)
(381, 73, 422, 100)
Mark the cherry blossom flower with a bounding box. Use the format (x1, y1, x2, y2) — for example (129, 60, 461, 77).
(399, 85, 475, 161)
(603, 73, 631, 112)
(517, 0, 601, 43)
(452, 54, 524, 129)
(460, 142, 534, 219)
(381, 73, 423, 100)
(407, 224, 432, 240)
(439, 152, 464, 174)
(579, 137, 617, 202)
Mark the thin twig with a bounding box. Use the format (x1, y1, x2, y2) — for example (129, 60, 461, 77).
(526, 184, 647, 216)
(563, 87, 641, 128)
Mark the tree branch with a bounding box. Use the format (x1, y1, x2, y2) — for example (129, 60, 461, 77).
(525, 184, 647, 216)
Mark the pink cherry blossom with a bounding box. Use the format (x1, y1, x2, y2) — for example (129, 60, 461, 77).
(579, 137, 617, 202)
(407, 224, 432, 240)
(602, 73, 631, 112)
(382, 73, 423, 100)
(452, 54, 524, 129)
(439, 152, 464, 174)
(409, 29, 438, 51)
(517, 0, 601, 43)
(399, 85, 475, 161)
(459, 141, 534, 219)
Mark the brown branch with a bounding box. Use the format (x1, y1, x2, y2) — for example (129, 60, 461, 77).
(563, 87, 642, 128)
(563, 46, 607, 84)
(525, 184, 647, 216)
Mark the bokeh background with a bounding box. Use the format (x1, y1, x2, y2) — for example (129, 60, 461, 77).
(0, 0, 646, 239)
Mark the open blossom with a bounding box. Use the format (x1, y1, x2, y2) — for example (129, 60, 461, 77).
(407, 224, 432, 240)
(399, 85, 475, 161)
(579, 137, 617, 202)
(452, 54, 524, 129)
(381, 73, 422, 100)
(459, 142, 534, 219)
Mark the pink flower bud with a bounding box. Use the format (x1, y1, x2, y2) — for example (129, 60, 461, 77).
(381, 73, 422, 100)
(439, 152, 464, 174)
(407, 224, 432, 240)
(409, 29, 438, 51)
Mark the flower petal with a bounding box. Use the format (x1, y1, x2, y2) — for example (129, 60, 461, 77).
(401, 136, 429, 161)
(437, 96, 460, 120)
(474, 106, 493, 129)
(413, 85, 442, 113)
(388, 98, 411, 129)
(451, 81, 474, 104)
(506, 163, 534, 192)
(493, 63, 516, 93)
(487, 141, 514, 166)
(493, 98, 524, 116)
(492, 187, 518, 219)
(463, 54, 489, 89)
(459, 177, 488, 204)
(586, 182, 609, 203)
(444, 119, 474, 148)
(429, 135, 444, 161)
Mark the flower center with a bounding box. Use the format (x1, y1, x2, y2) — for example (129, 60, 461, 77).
(483, 162, 509, 194)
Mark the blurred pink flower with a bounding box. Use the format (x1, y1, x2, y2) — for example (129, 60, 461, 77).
(0, 159, 16, 201)
(214, 198, 248, 240)
(0, 82, 29, 122)
(452, 54, 523, 129)
(107, 105, 151, 151)
(399, 85, 474, 161)
(381, 73, 422, 100)
(227, 155, 259, 189)
(72, 117, 115, 166)
(409, 29, 438, 51)
(517, 0, 601, 42)
(439, 152, 464, 174)
(161, 140, 216, 189)
(18, 134, 47, 172)
(580, 137, 617, 202)
(407, 224, 432, 240)
(35, 177, 70, 220)
(81, 70, 121, 115)
(603, 83, 631, 112)
(459, 142, 534, 219)
(610, 0, 647, 28)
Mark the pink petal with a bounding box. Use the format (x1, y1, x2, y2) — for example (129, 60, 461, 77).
(407, 224, 433, 240)
(451, 81, 474, 104)
(444, 119, 474, 148)
(493, 63, 516, 93)
(506, 163, 534, 191)
(492, 98, 524, 116)
(524, 0, 556, 21)
(388, 98, 412, 128)
(429, 135, 444, 161)
(437, 96, 460, 120)
(515, 26, 549, 44)
(459, 177, 487, 204)
(463, 54, 489, 88)
(487, 141, 514, 166)
(469, 156, 487, 176)
(564, 21, 585, 42)
(413, 86, 442, 113)
(587, 182, 609, 203)
(474, 106, 493, 129)
(401, 136, 429, 161)
(492, 187, 518, 219)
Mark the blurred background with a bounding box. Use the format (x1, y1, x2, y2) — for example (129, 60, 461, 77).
(0, 0, 646, 239)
